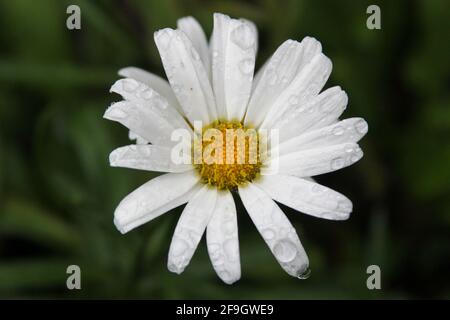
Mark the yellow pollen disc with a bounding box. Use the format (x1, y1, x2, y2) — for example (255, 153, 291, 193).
(193, 120, 262, 190)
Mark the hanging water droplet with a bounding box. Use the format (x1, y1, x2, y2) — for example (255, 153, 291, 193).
(212, 50, 219, 57)
(297, 266, 311, 280)
(239, 58, 254, 75)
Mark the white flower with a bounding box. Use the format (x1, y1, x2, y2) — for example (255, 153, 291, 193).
(104, 13, 368, 284)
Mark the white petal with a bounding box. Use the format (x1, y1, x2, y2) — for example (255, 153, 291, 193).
(128, 131, 148, 145)
(269, 142, 363, 177)
(177, 16, 211, 78)
(239, 183, 309, 277)
(272, 86, 348, 143)
(168, 186, 217, 274)
(245, 37, 321, 127)
(105, 78, 191, 145)
(211, 13, 257, 120)
(260, 53, 332, 130)
(206, 190, 241, 284)
(154, 28, 217, 124)
(256, 175, 352, 220)
(114, 171, 200, 234)
(109, 145, 192, 173)
(118, 67, 182, 114)
(277, 117, 368, 155)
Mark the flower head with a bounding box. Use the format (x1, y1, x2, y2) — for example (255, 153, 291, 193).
(104, 13, 368, 284)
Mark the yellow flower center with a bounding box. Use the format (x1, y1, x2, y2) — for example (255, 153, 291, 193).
(193, 120, 262, 190)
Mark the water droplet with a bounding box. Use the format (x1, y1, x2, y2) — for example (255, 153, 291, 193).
(139, 89, 153, 100)
(354, 119, 368, 134)
(212, 51, 219, 57)
(332, 125, 345, 136)
(331, 157, 345, 170)
(238, 58, 254, 75)
(273, 240, 297, 263)
(297, 266, 311, 280)
(231, 24, 255, 50)
(221, 220, 236, 235)
(262, 228, 276, 240)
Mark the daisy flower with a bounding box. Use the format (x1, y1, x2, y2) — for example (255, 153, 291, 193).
(104, 13, 368, 284)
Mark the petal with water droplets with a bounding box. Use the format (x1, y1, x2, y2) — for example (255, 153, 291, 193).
(267, 142, 364, 177)
(245, 37, 322, 127)
(260, 53, 332, 130)
(168, 186, 217, 274)
(207, 190, 241, 284)
(114, 172, 200, 234)
(239, 183, 309, 278)
(118, 67, 182, 114)
(154, 28, 217, 124)
(211, 13, 257, 120)
(256, 175, 352, 220)
(177, 16, 211, 78)
(276, 117, 368, 155)
(271, 86, 348, 143)
(109, 144, 192, 173)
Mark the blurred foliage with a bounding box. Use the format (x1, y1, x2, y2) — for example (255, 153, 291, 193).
(0, 0, 449, 299)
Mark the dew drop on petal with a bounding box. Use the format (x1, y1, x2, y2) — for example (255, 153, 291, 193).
(273, 239, 297, 263)
(331, 157, 345, 170)
(231, 24, 255, 50)
(123, 79, 139, 92)
(238, 58, 254, 75)
(262, 228, 276, 240)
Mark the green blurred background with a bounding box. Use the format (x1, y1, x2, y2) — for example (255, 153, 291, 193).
(0, 0, 449, 299)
